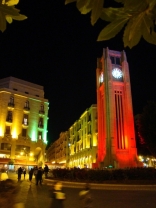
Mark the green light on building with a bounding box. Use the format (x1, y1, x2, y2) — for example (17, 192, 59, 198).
(31, 130, 36, 141)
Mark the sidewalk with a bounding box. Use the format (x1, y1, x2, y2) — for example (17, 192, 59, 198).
(6, 172, 156, 208)
(8, 172, 52, 208)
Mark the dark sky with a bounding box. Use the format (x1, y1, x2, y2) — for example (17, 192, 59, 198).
(0, 0, 156, 144)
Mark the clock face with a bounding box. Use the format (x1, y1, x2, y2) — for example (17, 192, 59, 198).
(112, 68, 123, 79)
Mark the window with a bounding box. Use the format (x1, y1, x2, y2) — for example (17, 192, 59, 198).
(22, 129, 27, 137)
(39, 104, 45, 114)
(88, 114, 91, 122)
(13, 88, 17, 91)
(24, 100, 30, 110)
(38, 131, 42, 140)
(6, 111, 13, 122)
(23, 114, 28, 126)
(15, 145, 30, 153)
(1, 143, 11, 150)
(5, 126, 11, 134)
(25, 92, 29, 94)
(90, 137, 92, 148)
(110, 56, 115, 64)
(8, 96, 14, 107)
(38, 117, 43, 128)
(110, 56, 121, 65)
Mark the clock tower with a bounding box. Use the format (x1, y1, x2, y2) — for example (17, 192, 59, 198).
(96, 48, 137, 168)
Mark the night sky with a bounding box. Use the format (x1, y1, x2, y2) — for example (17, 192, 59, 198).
(0, 0, 156, 144)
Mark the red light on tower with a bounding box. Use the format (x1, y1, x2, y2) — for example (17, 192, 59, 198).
(96, 48, 137, 169)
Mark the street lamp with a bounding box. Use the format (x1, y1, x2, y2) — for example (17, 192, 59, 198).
(20, 148, 28, 168)
(23, 148, 28, 168)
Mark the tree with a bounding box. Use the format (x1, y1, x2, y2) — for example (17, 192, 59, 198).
(65, 0, 156, 48)
(0, 0, 27, 32)
(8, 159, 15, 165)
(135, 101, 156, 157)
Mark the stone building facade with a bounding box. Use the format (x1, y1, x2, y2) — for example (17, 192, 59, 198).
(67, 104, 98, 168)
(47, 131, 68, 168)
(0, 77, 49, 170)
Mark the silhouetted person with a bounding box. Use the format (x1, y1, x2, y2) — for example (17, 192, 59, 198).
(44, 164, 49, 178)
(29, 168, 33, 185)
(23, 169, 26, 179)
(17, 167, 23, 181)
(79, 183, 92, 208)
(33, 166, 38, 183)
(36, 167, 43, 185)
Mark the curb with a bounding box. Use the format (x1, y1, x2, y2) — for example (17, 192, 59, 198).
(44, 179, 156, 191)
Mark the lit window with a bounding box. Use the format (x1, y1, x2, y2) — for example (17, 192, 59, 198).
(23, 114, 28, 126)
(38, 117, 43, 128)
(38, 131, 42, 140)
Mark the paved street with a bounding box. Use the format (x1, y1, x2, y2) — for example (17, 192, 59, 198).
(6, 172, 156, 208)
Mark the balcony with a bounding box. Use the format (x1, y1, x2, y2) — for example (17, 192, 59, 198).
(39, 110, 45, 115)
(22, 122, 29, 128)
(8, 102, 15, 109)
(38, 124, 44, 130)
(23, 106, 30, 113)
(87, 131, 92, 135)
(6, 119, 13, 125)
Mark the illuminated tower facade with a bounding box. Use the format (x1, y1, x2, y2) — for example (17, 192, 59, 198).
(0, 77, 49, 169)
(96, 48, 137, 168)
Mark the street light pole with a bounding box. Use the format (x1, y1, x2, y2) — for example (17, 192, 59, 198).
(23, 148, 28, 169)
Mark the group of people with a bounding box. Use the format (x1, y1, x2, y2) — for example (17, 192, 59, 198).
(17, 165, 49, 185)
(17, 166, 92, 208)
(17, 167, 27, 181)
(50, 181, 92, 208)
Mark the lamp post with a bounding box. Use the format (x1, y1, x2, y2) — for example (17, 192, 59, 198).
(23, 148, 28, 169)
(20, 148, 28, 169)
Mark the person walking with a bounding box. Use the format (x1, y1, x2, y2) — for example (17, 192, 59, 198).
(23, 169, 26, 180)
(50, 181, 66, 208)
(29, 168, 33, 185)
(17, 167, 23, 181)
(44, 164, 49, 178)
(79, 183, 93, 208)
(33, 166, 38, 184)
(36, 167, 43, 185)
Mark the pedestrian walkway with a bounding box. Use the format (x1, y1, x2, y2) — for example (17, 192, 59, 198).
(8, 172, 52, 208)
(6, 172, 156, 208)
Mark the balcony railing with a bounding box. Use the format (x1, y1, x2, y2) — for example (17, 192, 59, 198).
(23, 107, 30, 111)
(38, 124, 44, 129)
(6, 119, 13, 123)
(8, 103, 15, 108)
(22, 122, 29, 126)
(39, 110, 45, 115)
